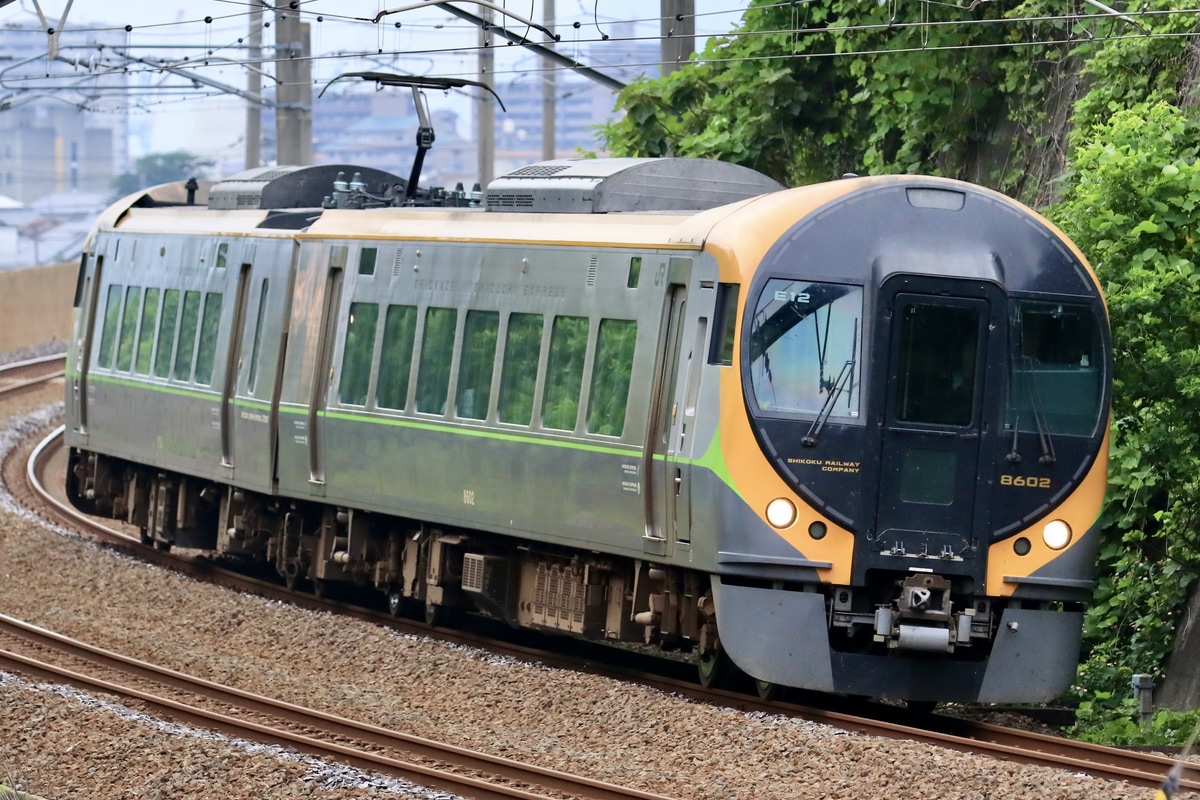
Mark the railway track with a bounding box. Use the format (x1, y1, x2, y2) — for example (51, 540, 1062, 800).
(0, 611, 675, 800)
(0, 353, 66, 398)
(17, 423, 1200, 796)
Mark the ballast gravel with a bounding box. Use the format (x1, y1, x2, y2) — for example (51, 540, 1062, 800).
(0, 404, 1182, 800)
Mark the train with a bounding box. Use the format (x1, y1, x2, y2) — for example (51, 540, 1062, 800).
(62, 152, 1111, 705)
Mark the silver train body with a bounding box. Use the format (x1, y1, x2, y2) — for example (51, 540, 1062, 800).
(64, 159, 1112, 703)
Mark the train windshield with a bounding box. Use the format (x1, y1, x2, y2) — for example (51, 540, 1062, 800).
(1006, 300, 1104, 437)
(747, 279, 862, 418)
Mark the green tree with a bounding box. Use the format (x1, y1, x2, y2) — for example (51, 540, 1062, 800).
(112, 151, 213, 197)
(601, 0, 1049, 188)
(1050, 100, 1200, 709)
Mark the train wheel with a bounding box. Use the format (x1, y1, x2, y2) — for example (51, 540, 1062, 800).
(698, 651, 730, 688)
(387, 590, 404, 618)
(424, 603, 443, 627)
(284, 568, 299, 592)
(312, 579, 327, 600)
(755, 679, 779, 701)
(153, 539, 172, 553)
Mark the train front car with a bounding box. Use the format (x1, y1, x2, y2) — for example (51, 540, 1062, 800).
(702, 176, 1110, 703)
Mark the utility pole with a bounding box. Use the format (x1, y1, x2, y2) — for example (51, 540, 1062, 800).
(660, 0, 695, 76)
(245, 3, 262, 170)
(476, 8, 495, 186)
(541, 0, 555, 161)
(274, 2, 312, 166)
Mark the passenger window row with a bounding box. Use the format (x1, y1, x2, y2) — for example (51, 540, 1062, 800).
(96, 283, 224, 386)
(339, 303, 637, 437)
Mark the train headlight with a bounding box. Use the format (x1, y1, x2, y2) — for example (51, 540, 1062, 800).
(766, 498, 797, 529)
(1042, 520, 1072, 551)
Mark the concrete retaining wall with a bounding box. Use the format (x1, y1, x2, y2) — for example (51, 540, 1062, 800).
(0, 262, 77, 353)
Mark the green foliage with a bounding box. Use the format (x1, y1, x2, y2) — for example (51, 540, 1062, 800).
(112, 151, 213, 197)
(1071, 695, 1200, 746)
(602, 0, 1077, 190)
(1050, 101, 1200, 707)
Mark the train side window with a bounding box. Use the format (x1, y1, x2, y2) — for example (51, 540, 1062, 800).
(115, 286, 142, 372)
(542, 315, 589, 431)
(97, 284, 124, 369)
(497, 313, 543, 425)
(135, 288, 160, 375)
(416, 307, 458, 414)
(376, 304, 418, 410)
(456, 310, 499, 420)
(627, 257, 642, 289)
(587, 319, 637, 436)
(216, 243, 228, 269)
(173, 291, 202, 381)
(708, 283, 740, 366)
(194, 292, 224, 385)
(246, 280, 269, 393)
(154, 289, 181, 378)
(358, 248, 377, 276)
(339, 302, 379, 406)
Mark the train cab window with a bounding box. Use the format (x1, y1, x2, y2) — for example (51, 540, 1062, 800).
(542, 315, 589, 431)
(416, 307, 458, 414)
(358, 248, 377, 276)
(115, 287, 142, 372)
(497, 312, 544, 425)
(895, 304, 979, 426)
(216, 243, 228, 269)
(456, 310, 499, 420)
(246, 280, 270, 393)
(709, 283, 740, 366)
(135, 288, 160, 375)
(339, 302, 379, 406)
(194, 292, 223, 385)
(587, 319, 637, 436)
(174, 290, 202, 381)
(154, 290, 180, 378)
(1007, 300, 1103, 436)
(97, 284, 123, 369)
(748, 280, 862, 417)
(376, 304, 418, 410)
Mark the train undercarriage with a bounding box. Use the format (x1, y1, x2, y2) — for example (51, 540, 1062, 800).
(69, 447, 1023, 698)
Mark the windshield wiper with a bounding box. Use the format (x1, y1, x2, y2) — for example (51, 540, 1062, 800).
(1022, 357, 1057, 465)
(802, 358, 855, 447)
(803, 318, 858, 448)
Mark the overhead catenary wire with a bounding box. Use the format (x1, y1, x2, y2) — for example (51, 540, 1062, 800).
(0, 1, 1195, 117)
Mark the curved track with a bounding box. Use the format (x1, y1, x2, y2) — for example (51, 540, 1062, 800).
(0, 353, 66, 398)
(21, 425, 1200, 795)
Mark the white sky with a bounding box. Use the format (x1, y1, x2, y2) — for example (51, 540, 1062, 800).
(0, 0, 748, 167)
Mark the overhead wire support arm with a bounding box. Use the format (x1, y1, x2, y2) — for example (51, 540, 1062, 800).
(108, 48, 277, 108)
(359, 0, 627, 92)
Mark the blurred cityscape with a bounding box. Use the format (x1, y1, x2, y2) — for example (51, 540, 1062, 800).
(0, 18, 662, 268)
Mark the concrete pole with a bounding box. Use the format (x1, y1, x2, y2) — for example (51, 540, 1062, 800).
(245, 4, 262, 170)
(477, 7, 495, 187)
(660, 0, 695, 77)
(541, 0, 556, 161)
(275, 3, 313, 166)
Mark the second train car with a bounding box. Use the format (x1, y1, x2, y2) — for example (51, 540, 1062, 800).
(64, 158, 1111, 703)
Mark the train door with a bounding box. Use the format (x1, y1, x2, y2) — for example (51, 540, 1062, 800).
(873, 277, 1004, 556)
(643, 258, 692, 555)
(70, 248, 104, 439)
(306, 247, 346, 486)
(220, 258, 254, 470)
